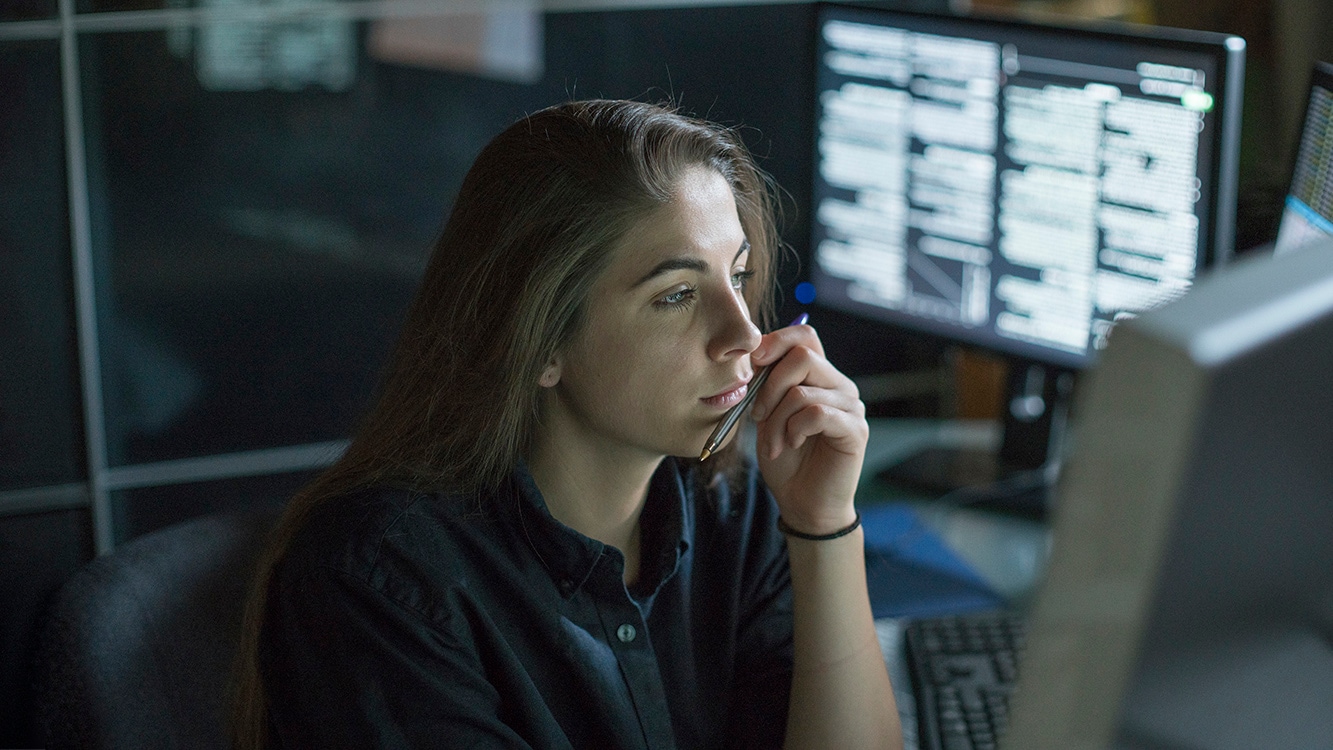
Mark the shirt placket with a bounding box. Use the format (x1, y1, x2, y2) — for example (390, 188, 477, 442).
(589, 558, 678, 750)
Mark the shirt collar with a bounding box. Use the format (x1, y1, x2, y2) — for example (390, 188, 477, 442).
(512, 458, 692, 600)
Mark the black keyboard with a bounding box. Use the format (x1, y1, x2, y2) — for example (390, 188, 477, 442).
(904, 611, 1026, 750)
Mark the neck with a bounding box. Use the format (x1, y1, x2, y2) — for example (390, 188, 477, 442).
(527, 417, 665, 584)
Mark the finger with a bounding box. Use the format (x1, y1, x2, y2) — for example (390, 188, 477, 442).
(759, 384, 864, 441)
(750, 322, 825, 368)
(749, 345, 857, 423)
(781, 401, 868, 456)
(756, 386, 865, 459)
(762, 401, 867, 461)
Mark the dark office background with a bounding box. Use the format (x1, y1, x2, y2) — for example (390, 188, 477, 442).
(1, 0, 1329, 744)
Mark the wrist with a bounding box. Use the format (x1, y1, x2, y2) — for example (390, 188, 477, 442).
(777, 511, 861, 541)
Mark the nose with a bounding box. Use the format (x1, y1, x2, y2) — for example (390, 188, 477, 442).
(706, 287, 762, 364)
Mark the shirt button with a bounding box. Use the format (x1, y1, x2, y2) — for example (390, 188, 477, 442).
(616, 624, 637, 643)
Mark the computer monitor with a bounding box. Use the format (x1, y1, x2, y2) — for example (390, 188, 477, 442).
(1004, 240, 1333, 749)
(808, 4, 1246, 511)
(1273, 61, 1333, 256)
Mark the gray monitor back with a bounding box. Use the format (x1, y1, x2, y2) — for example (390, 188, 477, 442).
(1004, 240, 1333, 750)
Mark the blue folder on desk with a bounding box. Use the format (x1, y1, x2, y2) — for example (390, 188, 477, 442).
(860, 504, 1005, 619)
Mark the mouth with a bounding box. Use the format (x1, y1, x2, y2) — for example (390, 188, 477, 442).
(702, 379, 750, 409)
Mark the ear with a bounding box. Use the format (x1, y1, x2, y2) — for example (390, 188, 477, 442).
(538, 357, 561, 388)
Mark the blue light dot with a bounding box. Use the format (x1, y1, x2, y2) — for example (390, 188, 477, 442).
(794, 282, 816, 305)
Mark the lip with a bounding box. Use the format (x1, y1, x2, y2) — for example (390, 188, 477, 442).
(702, 378, 751, 409)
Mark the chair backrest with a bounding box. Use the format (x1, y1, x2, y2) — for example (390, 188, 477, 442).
(33, 506, 281, 750)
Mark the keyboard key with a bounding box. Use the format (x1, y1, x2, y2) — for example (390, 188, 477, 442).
(905, 611, 1026, 750)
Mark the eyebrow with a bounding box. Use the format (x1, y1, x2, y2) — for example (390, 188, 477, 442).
(631, 240, 751, 289)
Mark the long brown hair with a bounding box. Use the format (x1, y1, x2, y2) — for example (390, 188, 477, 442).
(231, 99, 782, 748)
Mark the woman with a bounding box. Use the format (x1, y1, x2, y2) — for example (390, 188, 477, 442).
(232, 99, 900, 749)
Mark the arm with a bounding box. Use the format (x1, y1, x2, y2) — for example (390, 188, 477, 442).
(784, 525, 899, 749)
(748, 324, 902, 750)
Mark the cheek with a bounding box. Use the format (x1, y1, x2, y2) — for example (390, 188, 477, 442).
(572, 327, 694, 402)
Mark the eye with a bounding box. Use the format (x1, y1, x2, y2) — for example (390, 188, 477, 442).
(656, 285, 697, 309)
(731, 269, 755, 291)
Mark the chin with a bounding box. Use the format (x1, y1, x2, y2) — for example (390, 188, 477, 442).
(656, 434, 712, 462)
(635, 420, 727, 461)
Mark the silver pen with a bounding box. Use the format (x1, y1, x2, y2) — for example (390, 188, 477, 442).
(699, 312, 809, 461)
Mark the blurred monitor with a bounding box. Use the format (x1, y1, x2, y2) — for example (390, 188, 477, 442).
(808, 4, 1245, 512)
(1006, 240, 1333, 749)
(1273, 61, 1333, 256)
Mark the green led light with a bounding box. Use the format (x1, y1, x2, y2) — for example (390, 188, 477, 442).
(1182, 90, 1214, 112)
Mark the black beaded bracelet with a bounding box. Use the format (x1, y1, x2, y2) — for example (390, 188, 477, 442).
(777, 512, 862, 541)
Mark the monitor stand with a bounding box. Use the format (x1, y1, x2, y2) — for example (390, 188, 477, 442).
(876, 361, 1074, 519)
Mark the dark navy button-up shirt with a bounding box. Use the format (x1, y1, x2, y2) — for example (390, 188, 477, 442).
(261, 457, 795, 749)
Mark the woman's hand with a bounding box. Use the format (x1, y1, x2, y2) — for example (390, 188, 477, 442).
(748, 323, 868, 535)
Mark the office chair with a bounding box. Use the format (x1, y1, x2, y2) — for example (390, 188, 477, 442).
(32, 505, 281, 750)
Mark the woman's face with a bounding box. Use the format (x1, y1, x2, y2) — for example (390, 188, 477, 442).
(540, 166, 763, 461)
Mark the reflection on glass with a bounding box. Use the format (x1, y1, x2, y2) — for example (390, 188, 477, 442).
(367, 4, 543, 84)
(194, 1, 358, 91)
(81, 23, 548, 466)
(0, 41, 82, 490)
(0, 0, 55, 20)
(111, 469, 316, 543)
(77, 0, 342, 17)
(80, 4, 818, 467)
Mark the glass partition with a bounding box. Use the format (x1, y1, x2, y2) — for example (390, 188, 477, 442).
(0, 40, 82, 491)
(111, 469, 318, 542)
(79, 4, 818, 467)
(0, 0, 55, 21)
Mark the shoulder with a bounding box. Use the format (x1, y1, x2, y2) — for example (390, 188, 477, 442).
(276, 483, 513, 623)
(280, 486, 431, 577)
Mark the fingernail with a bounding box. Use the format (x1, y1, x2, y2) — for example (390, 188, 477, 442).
(790, 312, 809, 327)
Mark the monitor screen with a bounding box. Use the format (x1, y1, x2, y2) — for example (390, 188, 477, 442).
(809, 4, 1245, 370)
(1273, 61, 1333, 256)
(1005, 240, 1333, 749)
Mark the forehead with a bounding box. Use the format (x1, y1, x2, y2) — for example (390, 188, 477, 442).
(600, 167, 748, 284)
